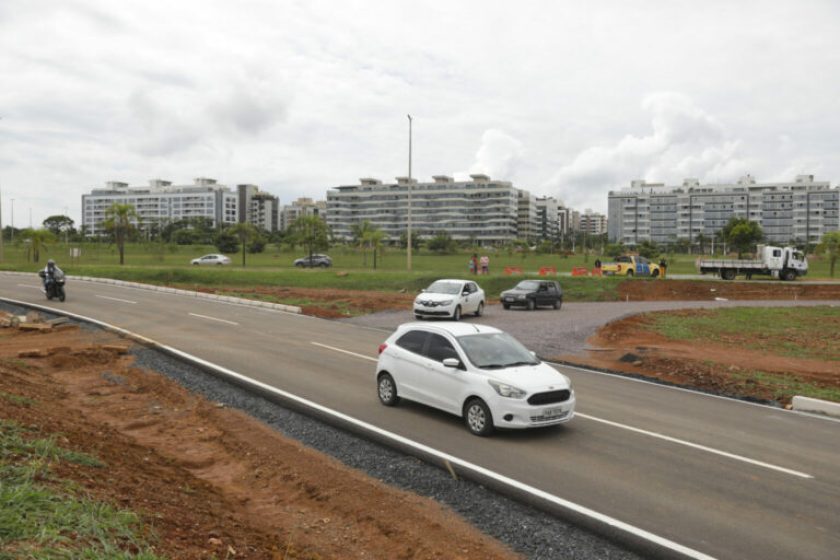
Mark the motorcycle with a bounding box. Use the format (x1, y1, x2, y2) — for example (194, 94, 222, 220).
(38, 270, 66, 302)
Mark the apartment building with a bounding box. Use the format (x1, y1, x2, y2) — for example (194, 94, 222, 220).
(238, 184, 279, 232)
(579, 209, 608, 235)
(535, 196, 561, 240)
(279, 197, 327, 231)
(81, 178, 237, 236)
(607, 174, 839, 245)
(517, 189, 539, 241)
(326, 174, 519, 243)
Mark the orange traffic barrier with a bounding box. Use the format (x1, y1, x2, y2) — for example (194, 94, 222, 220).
(591, 267, 602, 276)
(503, 266, 523, 275)
(538, 266, 557, 276)
(571, 267, 590, 277)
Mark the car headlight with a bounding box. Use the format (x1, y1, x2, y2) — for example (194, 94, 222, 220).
(516, 294, 526, 300)
(488, 380, 526, 399)
(438, 299, 453, 306)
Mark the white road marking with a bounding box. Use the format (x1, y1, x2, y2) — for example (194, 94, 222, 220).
(17, 283, 41, 289)
(315, 341, 814, 480)
(311, 341, 377, 362)
(188, 313, 239, 326)
(576, 413, 813, 479)
(95, 295, 137, 304)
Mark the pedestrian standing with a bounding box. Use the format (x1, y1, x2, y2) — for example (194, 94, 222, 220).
(659, 258, 667, 278)
(480, 255, 489, 275)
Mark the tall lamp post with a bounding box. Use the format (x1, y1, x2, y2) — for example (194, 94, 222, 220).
(406, 114, 413, 272)
(10, 198, 14, 243)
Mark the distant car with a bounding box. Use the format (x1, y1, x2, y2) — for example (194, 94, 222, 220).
(414, 279, 485, 321)
(375, 322, 575, 436)
(294, 254, 332, 268)
(500, 280, 562, 310)
(191, 254, 231, 266)
(601, 255, 660, 277)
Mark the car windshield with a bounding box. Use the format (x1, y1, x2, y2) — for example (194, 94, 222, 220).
(456, 332, 539, 369)
(426, 281, 462, 295)
(515, 280, 541, 290)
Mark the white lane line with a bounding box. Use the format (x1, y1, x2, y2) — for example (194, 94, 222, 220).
(576, 413, 813, 479)
(311, 342, 377, 362)
(314, 341, 814, 480)
(188, 313, 239, 326)
(95, 295, 137, 304)
(16, 283, 41, 289)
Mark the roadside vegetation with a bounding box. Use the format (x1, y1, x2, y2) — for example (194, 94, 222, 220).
(0, 419, 162, 558)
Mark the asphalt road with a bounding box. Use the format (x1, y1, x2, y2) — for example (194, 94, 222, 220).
(2, 274, 839, 560)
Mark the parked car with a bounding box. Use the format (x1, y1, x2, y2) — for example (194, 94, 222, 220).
(500, 280, 562, 310)
(191, 254, 231, 266)
(414, 279, 485, 321)
(294, 254, 332, 268)
(375, 322, 575, 436)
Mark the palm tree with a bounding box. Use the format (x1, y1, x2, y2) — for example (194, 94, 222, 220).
(22, 228, 56, 263)
(103, 203, 139, 265)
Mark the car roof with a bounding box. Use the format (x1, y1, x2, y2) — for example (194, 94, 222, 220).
(395, 322, 501, 337)
(430, 278, 472, 284)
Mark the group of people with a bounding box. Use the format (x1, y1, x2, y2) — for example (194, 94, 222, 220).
(469, 254, 490, 275)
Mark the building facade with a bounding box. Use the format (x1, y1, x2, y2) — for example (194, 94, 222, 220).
(608, 175, 839, 246)
(280, 197, 327, 231)
(237, 184, 279, 232)
(326, 174, 520, 243)
(82, 178, 238, 236)
(535, 196, 560, 241)
(579, 209, 608, 235)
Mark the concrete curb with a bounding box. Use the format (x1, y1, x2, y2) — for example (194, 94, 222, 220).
(791, 396, 840, 418)
(0, 271, 301, 314)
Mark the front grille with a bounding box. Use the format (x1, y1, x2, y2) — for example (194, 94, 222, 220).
(530, 410, 569, 423)
(528, 390, 571, 405)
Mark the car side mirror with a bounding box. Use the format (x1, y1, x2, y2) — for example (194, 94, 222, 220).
(420, 288, 426, 293)
(442, 358, 461, 369)
(462, 290, 470, 295)
(530, 351, 538, 359)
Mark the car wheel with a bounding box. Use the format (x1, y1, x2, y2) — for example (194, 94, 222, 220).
(464, 398, 494, 437)
(192, 262, 199, 266)
(319, 262, 328, 268)
(527, 299, 535, 311)
(626, 270, 634, 277)
(651, 269, 659, 278)
(553, 298, 561, 310)
(452, 305, 462, 321)
(377, 373, 400, 406)
(216, 262, 222, 265)
(502, 303, 510, 310)
(475, 301, 484, 317)
(295, 262, 304, 268)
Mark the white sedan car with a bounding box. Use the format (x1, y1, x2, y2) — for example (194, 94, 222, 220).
(376, 323, 575, 436)
(413, 279, 485, 321)
(190, 254, 232, 266)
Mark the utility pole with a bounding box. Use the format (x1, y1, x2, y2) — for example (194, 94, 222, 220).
(406, 114, 413, 272)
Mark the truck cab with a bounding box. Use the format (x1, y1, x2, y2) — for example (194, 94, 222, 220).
(759, 245, 807, 279)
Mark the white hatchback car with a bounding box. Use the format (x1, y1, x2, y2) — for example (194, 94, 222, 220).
(191, 254, 232, 266)
(414, 279, 485, 321)
(376, 323, 575, 436)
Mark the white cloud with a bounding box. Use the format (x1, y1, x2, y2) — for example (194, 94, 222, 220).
(543, 92, 751, 210)
(468, 129, 524, 180)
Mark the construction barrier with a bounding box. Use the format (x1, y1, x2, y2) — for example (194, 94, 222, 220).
(571, 267, 590, 277)
(538, 266, 557, 276)
(503, 266, 523, 275)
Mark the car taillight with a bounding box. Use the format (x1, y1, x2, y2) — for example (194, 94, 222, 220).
(378, 343, 388, 355)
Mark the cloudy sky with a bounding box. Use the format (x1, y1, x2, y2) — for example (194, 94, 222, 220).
(2, 0, 839, 227)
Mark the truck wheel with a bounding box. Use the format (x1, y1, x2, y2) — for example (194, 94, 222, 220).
(781, 270, 796, 281)
(626, 270, 634, 277)
(721, 269, 737, 280)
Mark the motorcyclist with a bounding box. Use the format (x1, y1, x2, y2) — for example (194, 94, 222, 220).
(39, 259, 64, 293)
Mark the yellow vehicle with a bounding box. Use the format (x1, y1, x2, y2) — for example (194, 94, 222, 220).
(601, 255, 661, 277)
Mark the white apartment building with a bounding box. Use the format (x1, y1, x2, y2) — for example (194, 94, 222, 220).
(580, 209, 608, 235)
(326, 174, 519, 243)
(535, 196, 561, 240)
(82, 178, 237, 236)
(608, 174, 839, 245)
(280, 197, 327, 231)
(517, 189, 539, 241)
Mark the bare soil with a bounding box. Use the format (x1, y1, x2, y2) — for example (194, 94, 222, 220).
(571, 311, 840, 406)
(619, 279, 840, 301)
(0, 326, 519, 560)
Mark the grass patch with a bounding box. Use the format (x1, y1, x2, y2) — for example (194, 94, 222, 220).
(646, 306, 840, 361)
(0, 420, 163, 559)
(731, 370, 840, 403)
(0, 391, 35, 407)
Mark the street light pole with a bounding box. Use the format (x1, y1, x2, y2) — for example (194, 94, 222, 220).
(407, 114, 413, 272)
(10, 198, 14, 242)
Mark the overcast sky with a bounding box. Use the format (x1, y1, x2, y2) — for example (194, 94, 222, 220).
(2, 0, 839, 227)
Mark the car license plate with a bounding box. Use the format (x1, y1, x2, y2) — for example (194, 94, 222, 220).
(504, 297, 514, 302)
(543, 407, 565, 418)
